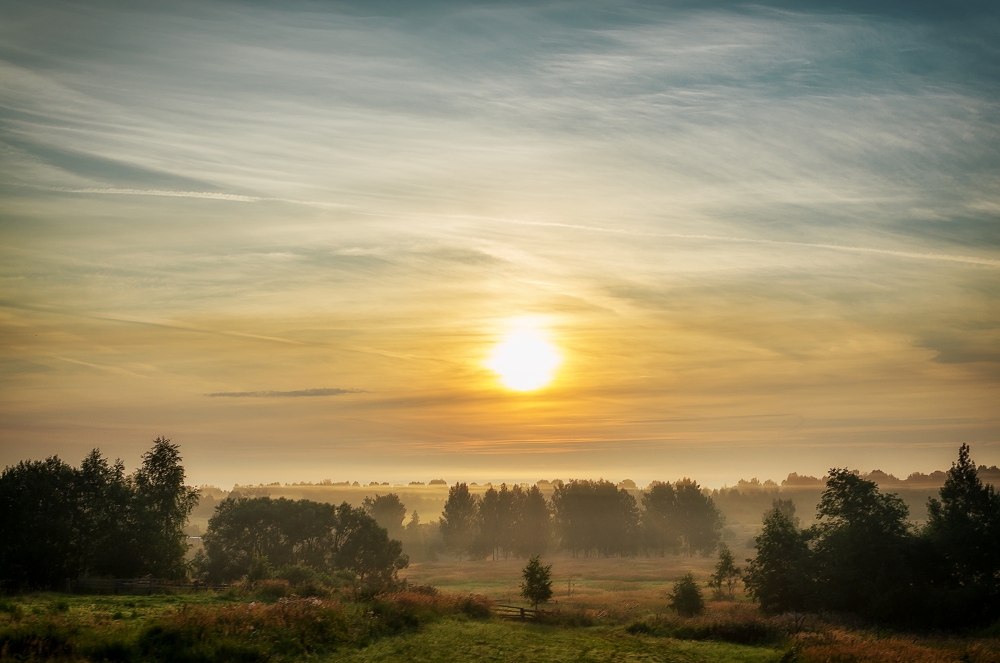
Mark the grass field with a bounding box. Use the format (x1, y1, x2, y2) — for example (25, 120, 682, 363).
(403, 555, 719, 611)
(332, 619, 782, 663)
(2, 568, 999, 663)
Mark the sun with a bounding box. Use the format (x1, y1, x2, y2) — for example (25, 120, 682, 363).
(486, 325, 562, 392)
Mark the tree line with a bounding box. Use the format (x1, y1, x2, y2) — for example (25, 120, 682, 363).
(438, 478, 723, 559)
(197, 496, 408, 585)
(745, 444, 1000, 628)
(0, 438, 198, 589)
(0, 439, 412, 590)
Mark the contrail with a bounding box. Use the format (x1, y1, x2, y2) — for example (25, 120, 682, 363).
(28, 186, 1000, 267)
(43, 186, 263, 202)
(455, 216, 1000, 268)
(27, 186, 349, 208)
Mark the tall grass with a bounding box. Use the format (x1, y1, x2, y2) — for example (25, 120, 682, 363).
(626, 604, 786, 646)
(0, 592, 494, 662)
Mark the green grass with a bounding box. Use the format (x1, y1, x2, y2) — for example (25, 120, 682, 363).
(330, 619, 784, 663)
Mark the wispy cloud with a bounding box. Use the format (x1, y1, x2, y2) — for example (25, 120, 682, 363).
(1, 0, 998, 482)
(207, 388, 363, 398)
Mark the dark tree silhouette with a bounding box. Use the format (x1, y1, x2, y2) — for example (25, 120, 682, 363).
(925, 444, 1000, 624)
(810, 468, 916, 622)
(132, 438, 200, 579)
(200, 497, 407, 585)
(0, 440, 198, 589)
(0, 456, 77, 589)
(743, 505, 813, 615)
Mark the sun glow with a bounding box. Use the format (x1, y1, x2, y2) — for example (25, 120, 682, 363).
(486, 324, 562, 392)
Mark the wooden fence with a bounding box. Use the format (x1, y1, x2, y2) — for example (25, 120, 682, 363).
(66, 578, 229, 595)
(493, 604, 545, 620)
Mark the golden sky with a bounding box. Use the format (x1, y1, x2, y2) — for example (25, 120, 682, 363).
(1, 1, 998, 486)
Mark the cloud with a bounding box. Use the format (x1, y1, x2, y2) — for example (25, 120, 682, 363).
(207, 388, 363, 398)
(1, 0, 998, 481)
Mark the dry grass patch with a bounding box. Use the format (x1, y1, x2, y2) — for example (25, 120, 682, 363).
(795, 629, 1000, 663)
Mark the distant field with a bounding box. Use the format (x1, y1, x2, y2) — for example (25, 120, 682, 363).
(403, 556, 719, 611)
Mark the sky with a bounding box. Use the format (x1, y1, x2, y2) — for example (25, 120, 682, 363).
(1, 0, 998, 488)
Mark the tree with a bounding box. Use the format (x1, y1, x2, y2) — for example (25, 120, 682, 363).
(132, 437, 200, 579)
(363, 493, 407, 539)
(334, 503, 408, 586)
(770, 498, 799, 528)
(674, 478, 724, 556)
(641, 481, 680, 556)
(925, 444, 1000, 625)
(669, 572, 704, 617)
(0, 456, 77, 589)
(552, 479, 639, 558)
(73, 450, 133, 578)
(406, 511, 421, 530)
(810, 468, 916, 622)
(743, 505, 814, 615)
(0, 440, 199, 589)
(200, 497, 407, 585)
(440, 482, 479, 560)
(708, 544, 741, 600)
(520, 555, 553, 609)
(477, 485, 503, 560)
(513, 485, 551, 558)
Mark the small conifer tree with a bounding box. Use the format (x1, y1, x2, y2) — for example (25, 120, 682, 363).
(520, 555, 553, 609)
(669, 572, 704, 617)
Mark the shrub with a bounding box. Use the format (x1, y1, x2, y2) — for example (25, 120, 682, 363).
(407, 583, 439, 596)
(669, 573, 704, 617)
(251, 579, 289, 602)
(536, 609, 596, 628)
(0, 599, 24, 620)
(453, 594, 492, 619)
(274, 564, 317, 586)
(141, 600, 353, 660)
(626, 610, 785, 646)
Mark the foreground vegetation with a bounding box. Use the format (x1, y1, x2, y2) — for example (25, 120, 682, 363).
(2, 588, 998, 663)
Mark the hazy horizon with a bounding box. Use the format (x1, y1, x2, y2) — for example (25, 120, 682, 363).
(2, 0, 998, 486)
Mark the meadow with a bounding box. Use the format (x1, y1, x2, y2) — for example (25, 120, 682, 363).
(3, 560, 999, 663)
(402, 556, 719, 614)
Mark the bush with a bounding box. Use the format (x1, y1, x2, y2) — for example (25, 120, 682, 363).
(626, 610, 785, 646)
(669, 573, 704, 617)
(407, 583, 439, 596)
(0, 599, 24, 620)
(534, 609, 596, 628)
(251, 579, 289, 602)
(275, 564, 317, 586)
(453, 594, 492, 619)
(140, 600, 353, 660)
